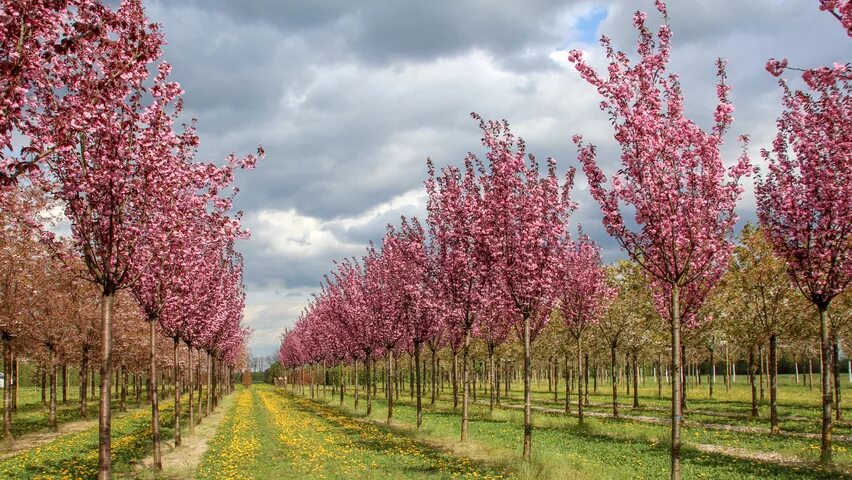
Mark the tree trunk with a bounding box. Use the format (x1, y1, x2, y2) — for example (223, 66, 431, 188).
(431, 349, 437, 405)
(759, 345, 765, 401)
(351, 359, 358, 411)
(769, 334, 779, 434)
(366, 355, 372, 415)
(386, 349, 394, 423)
(670, 284, 682, 480)
(206, 353, 212, 416)
(452, 350, 459, 410)
(119, 366, 127, 413)
(188, 343, 194, 435)
(809, 356, 814, 391)
(709, 348, 714, 399)
(62, 364, 68, 405)
(577, 334, 584, 424)
(173, 338, 181, 448)
(1, 336, 11, 448)
(834, 338, 842, 421)
(80, 352, 89, 419)
(632, 350, 639, 409)
(98, 291, 115, 480)
(488, 345, 496, 412)
(818, 304, 833, 465)
(564, 353, 570, 414)
(584, 353, 590, 406)
(522, 312, 532, 462)
(150, 320, 161, 471)
(46, 349, 56, 431)
(461, 327, 471, 441)
(415, 342, 423, 430)
(610, 344, 618, 418)
(339, 363, 345, 408)
(749, 348, 758, 417)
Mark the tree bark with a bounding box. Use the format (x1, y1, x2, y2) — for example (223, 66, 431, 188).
(461, 327, 470, 441)
(62, 364, 68, 405)
(415, 342, 423, 430)
(670, 284, 682, 480)
(119, 366, 127, 413)
(769, 334, 779, 434)
(488, 345, 496, 412)
(564, 353, 570, 414)
(366, 355, 372, 415)
(709, 348, 714, 399)
(98, 291, 115, 480)
(150, 320, 161, 471)
(833, 338, 842, 421)
(818, 304, 833, 465)
(577, 334, 584, 424)
(632, 350, 639, 409)
(173, 338, 181, 448)
(610, 344, 618, 418)
(1, 336, 12, 448)
(188, 343, 194, 434)
(430, 349, 437, 405)
(452, 349, 459, 410)
(386, 348, 394, 423)
(522, 312, 532, 461)
(749, 348, 758, 417)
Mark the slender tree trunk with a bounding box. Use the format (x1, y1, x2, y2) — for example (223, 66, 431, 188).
(339, 363, 345, 408)
(522, 312, 533, 461)
(62, 364, 68, 405)
(98, 291, 115, 480)
(564, 353, 570, 414)
(80, 353, 89, 419)
(173, 338, 181, 448)
(11, 355, 16, 412)
(386, 348, 394, 423)
(611, 344, 618, 418)
(119, 366, 126, 413)
(415, 342, 423, 430)
(47, 349, 56, 431)
(759, 345, 765, 401)
(461, 327, 471, 441)
(833, 338, 842, 421)
(709, 348, 714, 399)
(809, 356, 814, 391)
(431, 349, 437, 405)
(366, 355, 372, 415)
(150, 320, 161, 471)
(584, 353, 590, 406)
(206, 353, 212, 416)
(769, 334, 779, 434)
(818, 304, 833, 465)
(749, 348, 758, 417)
(632, 350, 639, 409)
(354, 359, 359, 412)
(188, 343, 194, 434)
(1, 336, 11, 448)
(577, 334, 584, 424)
(452, 349, 459, 410)
(488, 345, 495, 412)
(670, 284, 682, 480)
(657, 355, 663, 398)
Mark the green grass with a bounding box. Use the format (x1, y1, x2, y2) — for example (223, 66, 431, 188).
(198, 384, 511, 479)
(289, 373, 851, 480)
(0, 386, 214, 479)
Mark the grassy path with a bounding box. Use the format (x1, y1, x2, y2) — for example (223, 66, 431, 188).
(198, 384, 511, 480)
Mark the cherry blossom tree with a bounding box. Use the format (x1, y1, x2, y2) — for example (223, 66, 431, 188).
(569, 3, 750, 477)
(474, 114, 574, 459)
(557, 234, 616, 424)
(758, 2, 851, 462)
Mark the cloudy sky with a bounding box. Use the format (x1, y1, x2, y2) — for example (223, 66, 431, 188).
(139, 0, 848, 357)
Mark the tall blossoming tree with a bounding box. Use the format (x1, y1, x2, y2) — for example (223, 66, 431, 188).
(557, 234, 616, 424)
(475, 115, 574, 460)
(758, 1, 851, 463)
(569, 3, 750, 478)
(425, 155, 486, 441)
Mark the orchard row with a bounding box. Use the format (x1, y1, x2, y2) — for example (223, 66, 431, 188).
(1, 1, 260, 478)
(277, 2, 850, 480)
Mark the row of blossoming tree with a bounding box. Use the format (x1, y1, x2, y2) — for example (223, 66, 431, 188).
(1, 1, 259, 478)
(278, 2, 849, 479)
